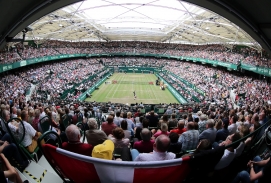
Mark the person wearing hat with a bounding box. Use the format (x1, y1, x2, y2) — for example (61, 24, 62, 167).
(92, 140, 115, 160)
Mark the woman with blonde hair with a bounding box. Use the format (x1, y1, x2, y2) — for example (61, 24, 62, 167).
(28, 109, 35, 125)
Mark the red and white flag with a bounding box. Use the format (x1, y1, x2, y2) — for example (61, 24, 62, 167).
(43, 144, 191, 183)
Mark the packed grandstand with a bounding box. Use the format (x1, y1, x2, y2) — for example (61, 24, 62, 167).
(0, 39, 271, 182)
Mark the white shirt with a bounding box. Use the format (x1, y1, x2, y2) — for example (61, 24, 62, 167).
(215, 142, 245, 170)
(135, 150, 175, 161)
(19, 121, 36, 147)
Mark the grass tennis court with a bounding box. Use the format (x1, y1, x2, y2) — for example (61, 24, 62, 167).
(85, 73, 180, 104)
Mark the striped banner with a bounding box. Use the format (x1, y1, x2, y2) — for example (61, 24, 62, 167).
(42, 144, 191, 183)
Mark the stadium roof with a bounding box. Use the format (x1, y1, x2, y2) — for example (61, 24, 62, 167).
(1, 0, 271, 54)
(13, 0, 260, 49)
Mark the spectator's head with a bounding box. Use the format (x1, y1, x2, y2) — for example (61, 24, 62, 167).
(92, 140, 114, 160)
(12, 107, 17, 114)
(230, 115, 238, 124)
(127, 112, 132, 118)
(187, 122, 195, 130)
(171, 113, 176, 119)
(222, 119, 229, 129)
(150, 111, 155, 116)
(2, 110, 10, 121)
(140, 128, 151, 141)
(226, 132, 242, 149)
(154, 135, 170, 152)
(135, 127, 143, 140)
(142, 118, 149, 128)
(169, 132, 179, 143)
(21, 110, 28, 121)
(34, 109, 40, 119)
(206, 119, 214, 128)
(177, 120, 185, 130)
(17, 109, 21, 118)
(29, 109, 35, 117)
(161, 123, 168, 132)
(65, 124, 81, 142)
(112, 127, 124, 140)
(162, 114, 168, 121)
(87, 118, 98, 130)
(122, 112, 127, 118)
(107, 115, 113, 124)
(64, 108, 69, 115)
(200, 114, 207, 121)
(120, 120, 128, 130)
(238, 124, 250, 137)
(116, 111, 121, 117)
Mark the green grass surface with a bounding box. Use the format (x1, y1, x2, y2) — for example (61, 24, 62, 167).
(85, 73, 179, 105)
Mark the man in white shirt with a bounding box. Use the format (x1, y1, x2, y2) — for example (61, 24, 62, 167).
(214, 132, 250, 170)
(19, 110, 44, 153)
(133, 135, 175, 161)
(228, 115, 238, 135)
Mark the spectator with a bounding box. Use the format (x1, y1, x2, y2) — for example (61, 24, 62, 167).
(0, 153, 27, 183)
(215, 119, 229, 142)
(178, 122, 199, 151)
(170, 120, 187, 135)
(101, 116, 117, 136)
(146, 111, 159, 127)
(18, 110, 45, 153)
(132, 135, 175, 161)
(85, 118, 107, 146)
(153, 123, 170, 138)
(108, 127, 130, 148)
(199, 119, 216, 144)
(120, 120, 131, 139)
(62, 124, 93, 156)
(168, 132, 182, 153)
(228, 115, 238, 135)
(133, 128, 154, 153)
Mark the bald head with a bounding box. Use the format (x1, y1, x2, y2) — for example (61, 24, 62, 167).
(177, 120, 185, 129)
(141, 128, 151, 141)
(65, 124, 80, 142)
(154, 135, 170, 152)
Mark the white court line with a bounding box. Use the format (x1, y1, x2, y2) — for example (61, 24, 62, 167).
(104, 73, 121, 99)
(110, 73, 125, 99)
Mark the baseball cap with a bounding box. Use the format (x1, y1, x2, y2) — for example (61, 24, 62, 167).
(92, 140, 114, 160)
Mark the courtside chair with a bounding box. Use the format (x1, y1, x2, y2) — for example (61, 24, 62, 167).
(6, 117, 39, 162)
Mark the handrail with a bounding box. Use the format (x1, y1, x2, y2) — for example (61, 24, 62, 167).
(38, 130, 62, 149)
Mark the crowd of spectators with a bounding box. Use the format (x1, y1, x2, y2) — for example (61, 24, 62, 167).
(0, 41, 270, 67)
(163, 61, 271, 109)
(0, 53, 270, 182)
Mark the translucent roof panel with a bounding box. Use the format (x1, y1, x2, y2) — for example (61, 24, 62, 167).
(16, 0, 261, 49)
